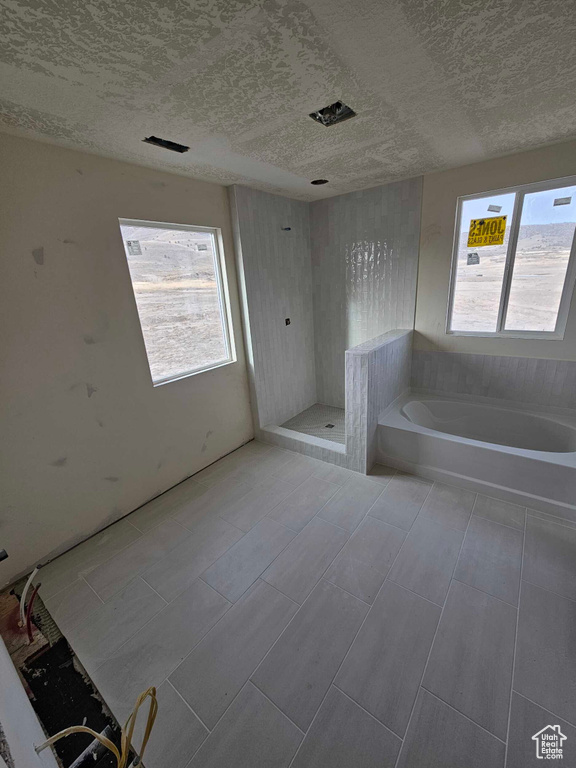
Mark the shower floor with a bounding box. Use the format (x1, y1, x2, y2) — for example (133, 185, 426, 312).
(281, 403, 345, 445)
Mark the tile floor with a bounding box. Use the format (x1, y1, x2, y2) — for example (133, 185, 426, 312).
(37, 440, 576, 767)
(281, 403, 346, 444)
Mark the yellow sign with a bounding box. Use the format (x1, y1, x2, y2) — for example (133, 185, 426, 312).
(467, 215, 507, 247)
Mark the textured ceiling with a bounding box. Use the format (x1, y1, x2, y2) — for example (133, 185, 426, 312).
(1, 0, 575, 200)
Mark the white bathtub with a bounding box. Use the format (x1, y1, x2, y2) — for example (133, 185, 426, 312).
(378, 393, 576, 520)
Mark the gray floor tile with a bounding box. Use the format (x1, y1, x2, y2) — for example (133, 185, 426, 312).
(44, 578, 103, 631)
(454, 515, 523, 605)
(397, 689, 506, 768)
(141, 517, 244, 601)
(131, 681, 208, 768)
(272, 453, 323, 485)
(368, 473, 432, 531)
(506, 692, 576, 768)
(239, 447, 297, 485)
(267, 477, 339, 532)
(169, 580, 298, 729)
(366, 464, 396, 486)
(324, 517, 406, 603)
(515, 581, 576, 725)
(523, 516, 576, 601)
(85, 519, 191, 600)
(65, 578, 165, 672)
(423, 580, 516, 740)
(317, 477, 383, 532)
(128, 478, 206, 533)
(252, 580, 368, 731)
(388, 518, 464, 605)
(39, 519, 142, 599)
(262, 518, 349, 604)
(201, 518, 296, 602)
(188, 683, 302, 768)
(312, 463, 356, 486)
(218, 476, 297, 531)
(172, 475, 254, 530)
(91, 579, 230, 722)
(474, 495, 526, 531)
(336, 581, 440, 736)
(192, 444, 268, 488)
(420, 482, 476, 532)
(291, 686, 401, 768)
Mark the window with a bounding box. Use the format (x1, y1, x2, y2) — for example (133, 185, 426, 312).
(447, 177, 576, 338)
(119, 219, 235, 385)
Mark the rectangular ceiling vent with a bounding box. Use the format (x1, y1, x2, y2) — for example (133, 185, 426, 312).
(143, 136, 189, 153)
(309, 101, 356, 127)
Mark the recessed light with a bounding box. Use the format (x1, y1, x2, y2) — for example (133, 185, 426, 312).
(311, 179, 329, 185)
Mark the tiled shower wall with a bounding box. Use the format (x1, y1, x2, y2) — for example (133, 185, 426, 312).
(412, 350, 576, 409)
(229, 186, 317, 427)
(311, 179, 422, 409)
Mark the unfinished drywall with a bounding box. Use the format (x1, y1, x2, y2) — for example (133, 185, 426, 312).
(229, 185, 316, 428)
(311, 179, 422, 408)
(0, 133, 253, 587)
(415, 138, 576, 359)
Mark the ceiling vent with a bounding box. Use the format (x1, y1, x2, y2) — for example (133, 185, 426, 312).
(143, 136, 189, 153)
(309, 101, 356, 127)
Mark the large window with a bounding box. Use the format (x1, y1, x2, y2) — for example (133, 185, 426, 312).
(119, 219, 235, 385)
(447, 177, 576, 337)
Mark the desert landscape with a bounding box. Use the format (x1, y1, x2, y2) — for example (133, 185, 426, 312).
(452, 221, 576, 332)
(120, 225, 228, 382)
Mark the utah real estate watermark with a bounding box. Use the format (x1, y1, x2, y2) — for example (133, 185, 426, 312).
(532, 725, 567, 760)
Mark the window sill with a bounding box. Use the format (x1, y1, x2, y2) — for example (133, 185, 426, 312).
(152, 357, 236, 387)
(446, 330, 565, 340)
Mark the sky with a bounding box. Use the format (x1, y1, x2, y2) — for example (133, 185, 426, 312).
(460, 185, 576, 231)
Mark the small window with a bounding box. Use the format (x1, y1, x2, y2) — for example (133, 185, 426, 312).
(119, 219, 235, 385)
(447, 177, 576, 338)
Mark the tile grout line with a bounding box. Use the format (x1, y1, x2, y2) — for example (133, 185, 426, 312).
(504, 510, 525, 766)
(332, 683, 404, 740)
(248, 680, 306, 735)
(450, 577, 520, 609)
(81, 574, 105, 604)
(164, 678, 212, 735)
(139, 577, 169, 605)
(473, 509, 527, 533)
(392, 487, 476, 768)
(511, 690, 576, 732)
(519, 575, 576, 605)
(419, 686, 507, 745)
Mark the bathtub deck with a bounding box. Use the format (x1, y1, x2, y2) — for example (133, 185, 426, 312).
(34, 440, 576, 767)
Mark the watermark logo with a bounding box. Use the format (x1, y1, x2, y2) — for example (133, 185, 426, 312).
(532, 725, 567, 759)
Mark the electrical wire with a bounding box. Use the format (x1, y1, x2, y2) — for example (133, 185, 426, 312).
(35, 686, 158, 768)
(19, 565, 40, 627)
(25, 582, 41, 643)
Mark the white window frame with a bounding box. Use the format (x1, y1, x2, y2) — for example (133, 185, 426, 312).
(446, 175, 576, 339)
(119, 217, 236, 386)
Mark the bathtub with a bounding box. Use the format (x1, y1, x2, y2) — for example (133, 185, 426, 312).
(377, 393, 576, 520)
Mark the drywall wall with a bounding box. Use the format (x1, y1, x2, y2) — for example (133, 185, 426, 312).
(229, 185, 317, 427)
(311, 179, 422, 408)
(415, 138, 576, 359)
(0, 133, 253, 587)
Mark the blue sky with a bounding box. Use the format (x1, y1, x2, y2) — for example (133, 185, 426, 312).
(461, 185, 576, 231)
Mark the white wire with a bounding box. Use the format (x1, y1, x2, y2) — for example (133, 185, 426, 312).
(19, 565, 39, 627)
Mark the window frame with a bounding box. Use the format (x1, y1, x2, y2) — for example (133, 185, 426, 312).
(446, 175, 576, 339)
(119, 217, 236, 386)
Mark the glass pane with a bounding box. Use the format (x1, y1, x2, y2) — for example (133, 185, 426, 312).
(450, 192, 516, 332)
(505, 185, 576, 332)
(119, 223, 230, 383)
